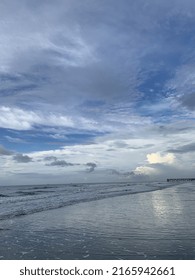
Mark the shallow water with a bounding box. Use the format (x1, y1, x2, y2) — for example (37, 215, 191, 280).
(0, 182, 194, 259)
(0, 181, 175, 221)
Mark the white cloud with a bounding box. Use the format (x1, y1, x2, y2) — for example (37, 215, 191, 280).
(134, 166, 157, 175)
(5, 136, 26, 143)
(0, 106, 74, 130)
(147, 152, 175, 164)
(0, 104, 157, 135)
(0, 106, 38, 130)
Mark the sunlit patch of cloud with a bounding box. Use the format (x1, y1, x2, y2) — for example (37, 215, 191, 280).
(147, 152, 175, 165)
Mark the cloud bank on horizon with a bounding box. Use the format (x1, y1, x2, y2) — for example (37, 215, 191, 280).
(0, 0, 195, 185)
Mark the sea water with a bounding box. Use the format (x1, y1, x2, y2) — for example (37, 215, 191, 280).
(0, 181, 194, 259)
(0, 181, 176, 221)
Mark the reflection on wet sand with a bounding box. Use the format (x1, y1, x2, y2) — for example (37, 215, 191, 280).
(151, 188, 183, 222)
(0, 183, 194, 259)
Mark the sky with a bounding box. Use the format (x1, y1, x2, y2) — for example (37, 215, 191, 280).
(1, 0, 195, 185)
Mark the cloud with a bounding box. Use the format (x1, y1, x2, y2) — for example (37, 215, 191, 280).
(5, 136, 26, 143)
(2, 0, 195, 184)
(109, 169, 135, 177)
(135, 162, 195, 180)
(180, 93, 195, 110)
(13, 154, 33, 163)
(167, 142, 195, 154)
(112, 141, 130, 149)
(0, 0, 185, 111)
(86, 162, 97, 173)
(46, 160, 76, 167)
(147, 152, 175, 164)
(134, 166, 157, 176)
(44, 156, 58, 161)
(0, 106, 73, 130)
(0, 145, 13, 156)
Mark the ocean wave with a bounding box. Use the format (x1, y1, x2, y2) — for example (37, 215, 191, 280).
(0, 181, 182, 221)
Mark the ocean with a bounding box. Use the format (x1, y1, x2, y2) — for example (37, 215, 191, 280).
(0, 181, 176, 221)
(0, 181, 194, 259)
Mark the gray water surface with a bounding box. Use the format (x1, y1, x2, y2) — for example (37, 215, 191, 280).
(0, 182, 194, 259)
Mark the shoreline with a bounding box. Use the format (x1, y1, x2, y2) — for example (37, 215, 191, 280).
(0, 183, 195, 260)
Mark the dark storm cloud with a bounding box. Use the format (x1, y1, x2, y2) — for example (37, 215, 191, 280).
(0, 145, 13, 156)
(13, 154, 33, 163)
(45, 158, 98, 170)
(109, 169, 135, 177)
(46, 160, 76, 167)
(44, 156, 58, 161)
(167, 142, 195, 154)
(86, 162, 97, 173)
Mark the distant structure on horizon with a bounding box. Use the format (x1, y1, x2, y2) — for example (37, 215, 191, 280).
(167, 178, 195, 182)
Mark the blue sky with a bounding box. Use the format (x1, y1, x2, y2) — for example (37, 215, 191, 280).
(1, 0, 195, 185)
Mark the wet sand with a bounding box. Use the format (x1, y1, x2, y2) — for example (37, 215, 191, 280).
(0, 183, 195, 259)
